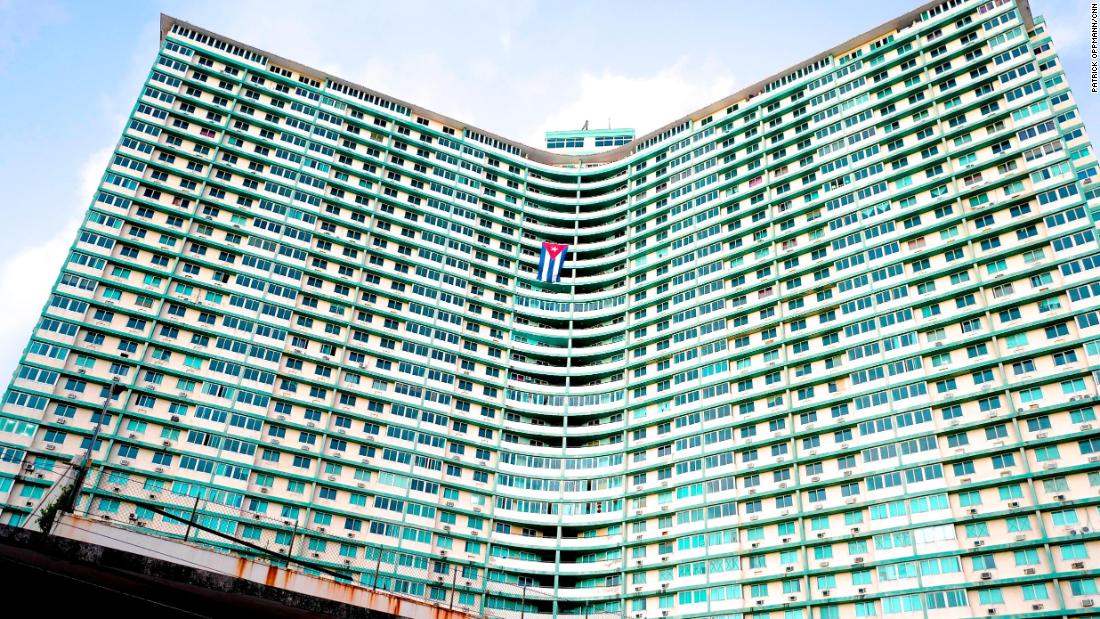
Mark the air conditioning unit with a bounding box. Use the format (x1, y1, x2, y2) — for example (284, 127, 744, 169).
(1032, 604, 1044, 611)
(980, 572, 992, 580)
(987, 609, 997, 615)
(854, 557, 865, 564)
(974, 540, 984, 547)
(1083, 599, 1095, 608)
(821, 590, 830, 597)
(785, 565, 794, 572)
(1073, 561, 1086, 569)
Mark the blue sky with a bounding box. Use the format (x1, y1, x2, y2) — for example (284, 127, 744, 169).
(0, 0, 1096, 381)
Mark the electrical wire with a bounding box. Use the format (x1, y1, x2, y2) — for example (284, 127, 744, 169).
(59, 520, 242, 579)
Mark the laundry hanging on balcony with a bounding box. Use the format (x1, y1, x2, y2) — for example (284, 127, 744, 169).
(537, 241, 569, 284)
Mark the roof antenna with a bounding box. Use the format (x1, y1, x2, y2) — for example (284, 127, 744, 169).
(581, 120, 589, 130)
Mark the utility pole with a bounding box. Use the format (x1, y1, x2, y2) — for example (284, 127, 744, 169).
(448, 559, 457, 611)
(61, 384, 125, 515)
(371, 545, 382, 590)
(184, 493, 201, 542)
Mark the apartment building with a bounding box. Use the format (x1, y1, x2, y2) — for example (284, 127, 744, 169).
(4, 0, 1100, 616)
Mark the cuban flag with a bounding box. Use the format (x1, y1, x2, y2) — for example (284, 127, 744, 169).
(537, 242, 569, 283)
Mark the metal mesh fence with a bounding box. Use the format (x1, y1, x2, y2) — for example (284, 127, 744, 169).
(25, 464, 624, 619)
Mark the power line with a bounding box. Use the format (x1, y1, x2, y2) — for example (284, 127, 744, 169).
(24, 462, 77, 527)
(60, 520, 241, 579)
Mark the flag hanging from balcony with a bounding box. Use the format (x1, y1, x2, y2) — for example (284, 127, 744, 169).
(537, 242, 569, 283)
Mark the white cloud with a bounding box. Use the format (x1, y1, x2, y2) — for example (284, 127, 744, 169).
(0, 146, 110, 382)
(79, 146, 113, 203)
(525, 58, 737, 145)
(0, 219, 77, 382)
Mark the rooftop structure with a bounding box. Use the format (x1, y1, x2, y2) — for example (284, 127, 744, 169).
(545, 128, 636, 155)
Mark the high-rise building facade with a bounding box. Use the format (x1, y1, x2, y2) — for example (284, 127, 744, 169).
(4, 0, 1100, 615)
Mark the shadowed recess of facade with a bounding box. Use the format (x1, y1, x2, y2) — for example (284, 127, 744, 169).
(4, 0, 1100, 617)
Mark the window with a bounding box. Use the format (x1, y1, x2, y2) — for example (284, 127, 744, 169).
(1022, 583, 1049, 600)
(1070, 579, 1098, 596)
